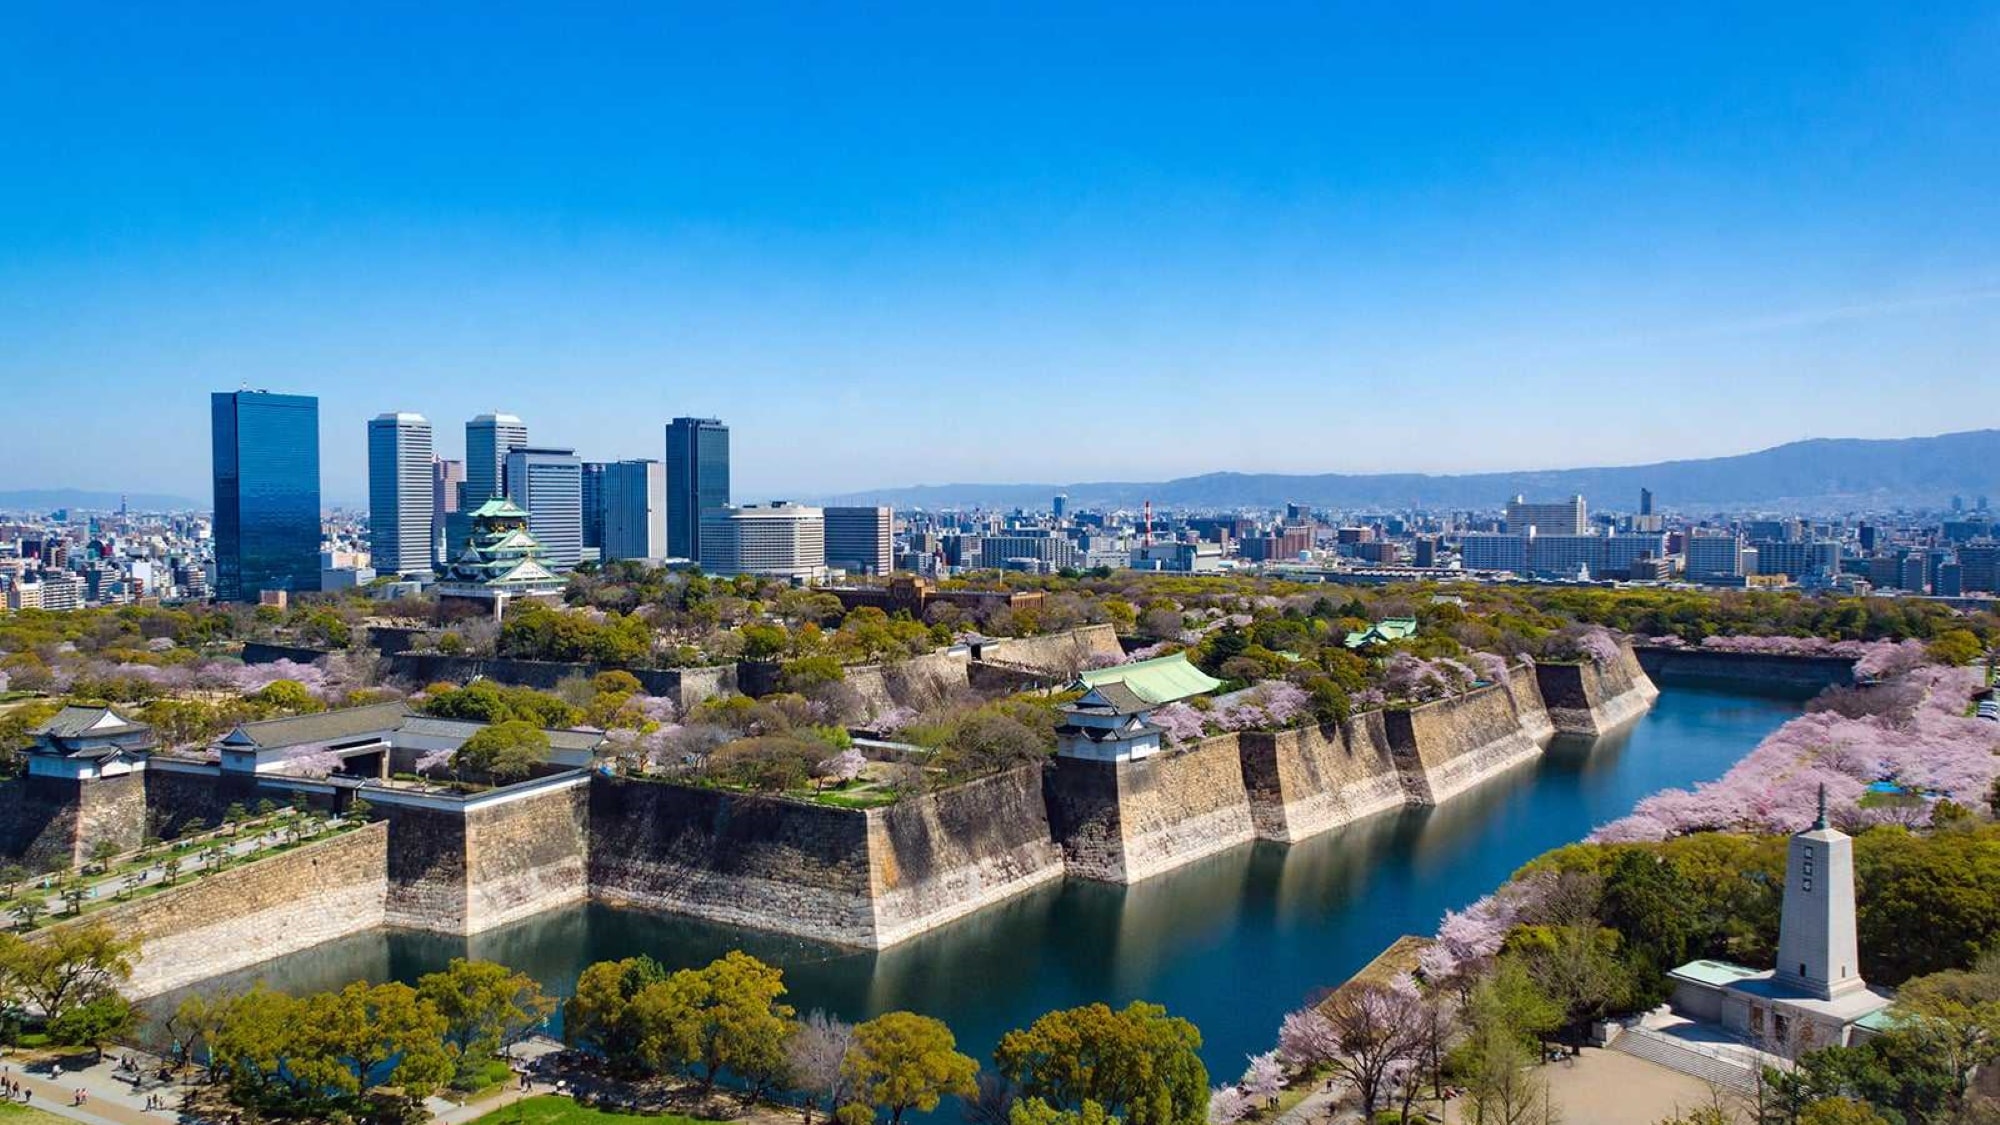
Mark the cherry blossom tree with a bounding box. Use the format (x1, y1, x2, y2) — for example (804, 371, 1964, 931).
(1240, 1051, 1286, 1107)
(1153, 702, 1209, 748)
(1206, 1086, 1252, 1125)
(817, 748, 867, 787)
(1276, 1007, 1340, 1070)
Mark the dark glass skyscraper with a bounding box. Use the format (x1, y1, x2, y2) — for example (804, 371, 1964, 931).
(212, 390, 322, 601)
(665, 417, 729, 561)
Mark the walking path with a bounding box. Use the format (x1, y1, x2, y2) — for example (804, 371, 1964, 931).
(0, 1050, 179, 1125)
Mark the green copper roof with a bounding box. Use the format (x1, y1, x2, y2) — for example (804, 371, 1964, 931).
(468, 497, 530, 519)
(1077, 653, 1223, 706)
(1345, 616, 1419, 649)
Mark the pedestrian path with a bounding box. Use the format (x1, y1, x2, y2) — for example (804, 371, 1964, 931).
(0, 1055, 174, 1125)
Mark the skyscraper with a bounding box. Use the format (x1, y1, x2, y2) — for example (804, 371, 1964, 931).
(367, 412, 434, 578)
(599, 460, 667, 562)
(211, 390, 321, 602)
(1639, 488, 1654, 516)
(505, 447, 584, 571)
(825, 506, 894, 575)
(665, 417, 730, 561)
(581, 462, 607, 552)
(1504, 494, 1587, 535)
(432, 456, 465, 567)
(464, 413, 528, 510)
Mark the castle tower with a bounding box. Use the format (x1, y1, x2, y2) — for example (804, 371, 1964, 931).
(1774, 786, 1865, 1000)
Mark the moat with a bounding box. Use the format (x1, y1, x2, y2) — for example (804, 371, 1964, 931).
(155, 682, 1801, 1076)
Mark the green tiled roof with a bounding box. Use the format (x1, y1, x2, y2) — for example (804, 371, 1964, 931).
(468, 498, 530, 519)
(1076, 653, 1222, 706)
(1853, 1007, 1904, 1033)
(1670, 959, 1765, 988)
(1344, 616, 1419, 649)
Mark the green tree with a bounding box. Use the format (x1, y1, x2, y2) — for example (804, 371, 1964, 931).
(1795, 1098, 1890, 1125)
(0, 922, 136, 1020)
(629, 951, 797, 1096)
(249, 679, 324, 714)
(417, 958, 555, 1081)
(47, 993, 138, 1059)
(846, 1011, 979, 1125)
(1890, 958, 2000, 1104)
(994, 1001, 1208, 1125)
(564, 956, 667, 1072)
(1925, 629, 1983, 667)
(453, 720, 551, 781)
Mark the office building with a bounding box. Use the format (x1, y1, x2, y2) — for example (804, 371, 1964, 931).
(1957, 545, 1999, 594)
(504, 447, 584, 571)
(1461, 533, 1530, 572)
(367, 413, 434, 578)
(977, 531, 1080, 572)
(1685, 531, 1747, 583)
(581, 462, 607, 552)
(465, 413, 528, 510)
(432, 457, 464, 568)
(698, 502, 825, 579)
(1639, 488, 1654, 516)
(1505, 495, 1587, 536)
(824, 506, 894, 575)
(212, 390, 321, 602)
(665, 417, 730, 560)
(598, 460, 667, 562)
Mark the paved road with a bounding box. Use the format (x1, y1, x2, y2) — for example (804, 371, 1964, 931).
(7, 819, 347, 927)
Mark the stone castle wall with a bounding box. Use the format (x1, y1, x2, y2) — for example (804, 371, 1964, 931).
(66, 822, 391, 998)
(379, 779, 592, 935)
(1386, 675, 1549, 804)
(1633, 647, 1855, 692)
(1237, 718, 1404, 843)
(1534, 640, 1660, 737)
(981, 625, 1125, 675)
(866, 765, 1066, 946)
(586, 776, 879, 945)
(1071, 733, 1258, 884)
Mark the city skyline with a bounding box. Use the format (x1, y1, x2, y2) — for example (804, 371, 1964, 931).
(5, 5, 2000, 500)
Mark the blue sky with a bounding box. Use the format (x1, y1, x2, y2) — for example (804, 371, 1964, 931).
(3, 2, 1998, 504)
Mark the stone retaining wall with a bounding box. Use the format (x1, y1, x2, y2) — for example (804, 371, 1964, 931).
(1237, 718, 1404, 843)
(586, 777, 879, 945)
(867, 766, 1066, 945)
(1633, 647, 1855, 692)
(1534, 641, 1660, 737)
(1387, 674, 1551, 804)
(66, 822, 390, 999)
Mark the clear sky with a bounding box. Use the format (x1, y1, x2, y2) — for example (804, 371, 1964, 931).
(3, 3, 1998, 504)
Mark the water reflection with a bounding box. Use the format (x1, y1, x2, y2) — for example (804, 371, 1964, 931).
(151, 685, 1799, 1075)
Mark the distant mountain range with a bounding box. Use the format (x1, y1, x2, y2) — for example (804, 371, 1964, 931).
(820, 430, 2000, 513)
(0, 489, 204, 513)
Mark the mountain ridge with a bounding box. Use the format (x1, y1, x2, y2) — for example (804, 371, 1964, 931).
(816, 430, 2000, 512)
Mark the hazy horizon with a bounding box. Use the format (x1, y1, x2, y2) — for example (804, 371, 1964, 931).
(5, 5, 1999, 501)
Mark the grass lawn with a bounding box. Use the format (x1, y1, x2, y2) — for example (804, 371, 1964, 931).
(480, 1094, 723, 1125)
(0, 1099, 78, 1125)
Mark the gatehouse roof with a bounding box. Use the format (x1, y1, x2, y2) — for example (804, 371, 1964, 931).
(1075, 652, 1222, 706)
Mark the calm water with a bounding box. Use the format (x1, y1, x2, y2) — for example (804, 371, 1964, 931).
(160, 684, 1799, 1078)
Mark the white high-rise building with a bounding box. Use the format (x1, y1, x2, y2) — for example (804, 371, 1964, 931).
(367, 412, 434, 578)
(698, 503, 825, 579)
(1504, 494, 1587, 536)
(465, 413, 528, 510)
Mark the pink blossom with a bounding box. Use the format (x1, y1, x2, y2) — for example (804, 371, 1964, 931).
(1471, 652, 1511, 685)
(414, 748, 454, 775)
(1207, 1087, 1253, 1125)
(1240, 1052, 1286, 1100)
(282, 746, 343, 779)
(817, 748, 867, 783)
(1276, 1008, 1340, 1070)
(1153, 702, 1209, 747)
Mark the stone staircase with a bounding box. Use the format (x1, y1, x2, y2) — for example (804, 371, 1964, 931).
(1610, 1024, 1761, 1092)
